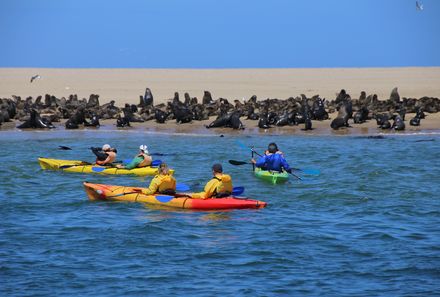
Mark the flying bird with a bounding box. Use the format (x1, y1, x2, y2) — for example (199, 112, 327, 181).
(30, 74, 41, 83)
(416, 1, 423, 11)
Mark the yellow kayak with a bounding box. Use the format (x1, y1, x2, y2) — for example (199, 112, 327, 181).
(38, 157, 174, 176)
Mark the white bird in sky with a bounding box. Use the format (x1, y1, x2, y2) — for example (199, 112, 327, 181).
(30, 74, 41, 83)
(416, 1, 423, 11)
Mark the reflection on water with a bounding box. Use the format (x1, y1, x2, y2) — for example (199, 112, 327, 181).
(200, 213, 232, 221)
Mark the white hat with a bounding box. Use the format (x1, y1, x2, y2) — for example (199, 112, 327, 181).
(139, 145, 149, 154)
(102, 144, 111, 151)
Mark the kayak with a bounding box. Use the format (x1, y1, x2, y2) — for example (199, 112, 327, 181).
(254, 168, 289, 184)
(83, 182, 267, 210)
(38, 157, 173, 176)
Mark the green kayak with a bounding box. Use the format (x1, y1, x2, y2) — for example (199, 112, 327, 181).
(254, 168, 289, 184)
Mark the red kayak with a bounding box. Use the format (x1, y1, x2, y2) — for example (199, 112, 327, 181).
(83, 182, 267, 210)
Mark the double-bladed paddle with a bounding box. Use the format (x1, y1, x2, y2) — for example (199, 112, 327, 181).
(175, 183, 245, 196)
(60, 159, 162, 171)
(228, 159, 302, 180)
(90, 159, 162, 172)
(100, 189, 176, 203)
(100, 185, 244, 201)
(58, 145, 167, 156)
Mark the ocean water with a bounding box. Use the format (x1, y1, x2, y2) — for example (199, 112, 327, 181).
(1, 130, 439, 296)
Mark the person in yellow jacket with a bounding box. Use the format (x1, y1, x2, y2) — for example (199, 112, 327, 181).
(142, 163, 176, 195)
(192, 163, 233, 199)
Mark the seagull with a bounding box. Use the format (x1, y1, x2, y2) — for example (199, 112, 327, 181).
(30, 74, 41, 83)
(416, 1, 423, 11)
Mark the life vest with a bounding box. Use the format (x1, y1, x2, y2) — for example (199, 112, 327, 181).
(155, 174, 176, 193)
(137, 153, 152, 167)
(256, 153, 290, 172)
(212, 174, 233, 197)
(96, 151, 116, 165)
(265, 150, 284, 156)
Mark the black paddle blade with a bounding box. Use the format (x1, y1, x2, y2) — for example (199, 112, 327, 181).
(228, 160, 249, 166)
(59, 164, 75, 169)
(60, 161, 92, 169)
(58, 146, 72, 150)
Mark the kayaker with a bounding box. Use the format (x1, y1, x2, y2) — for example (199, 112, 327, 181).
(252, 143, 292, 173)
(192, 163, 233, 199)
(116, 145, 152, 169)
(142, 163, 176, 195)
(91, 144, 117, 166)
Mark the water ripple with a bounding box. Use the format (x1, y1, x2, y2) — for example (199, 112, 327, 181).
(1, 132, 440, 296)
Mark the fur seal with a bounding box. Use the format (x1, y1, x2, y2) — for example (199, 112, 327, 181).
(330, 102, 350, 130)
(258, 113, 271, 129)
(206, 113, 231, 129)
(312, 98, 328, 120)
(154, 109, 169, 124)
(354, 107, 369, 124)
(116, 113, 131, 127)
(409, 116, 420, 126)
(171, 102, 193, 124)
(143, 88, 154, 106)
(17, 109, 55, 129)
(229, 111, 244, 130)
(390, 87, 400, 103)
(392, 114, 405, 130)
(202, 91, 213, 105)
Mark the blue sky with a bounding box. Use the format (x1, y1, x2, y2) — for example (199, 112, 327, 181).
(0, 0, 439, 68)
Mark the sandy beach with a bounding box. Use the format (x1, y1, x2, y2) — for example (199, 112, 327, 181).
(1, 67, 440, 135)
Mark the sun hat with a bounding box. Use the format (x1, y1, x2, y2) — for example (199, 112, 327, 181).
(139, 145, 149, 154)
(102, 144, 111, 151)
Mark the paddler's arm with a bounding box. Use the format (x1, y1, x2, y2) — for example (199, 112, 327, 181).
(254, 155, 267, 168)
(142, 176, 160, 195)
(190, 178, 217, 199)
(281, 157, 292, 173)
(91, 147, 107, 160)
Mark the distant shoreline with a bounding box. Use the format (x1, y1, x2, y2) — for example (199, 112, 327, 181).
(1, 67, 439, 135)
(2, 66, 439, 69)
(2, 114, 440, 136)
(1, 67, 440, 107)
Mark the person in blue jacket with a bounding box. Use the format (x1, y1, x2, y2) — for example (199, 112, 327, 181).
(251, 142, 292, 173)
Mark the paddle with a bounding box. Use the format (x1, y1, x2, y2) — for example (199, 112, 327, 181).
(176, 183, 190, 191)
(229, 160, 251, 166)
(292, 168, 320, 176)
(122, 159, 162, 167)
(104, 187, 244, 202)
(175, 183, 245, 196)
(103, 189, 143, 199)
(236, 140, 263, 157)
(60, 162, 92, 169)
(232, 186, 245, 196)
(228, 159, 302, 180)
(91, 159, 162, 172)
(97, 187, 174, 203)
(58, 145, 166, 156)
(59, 159, 163, 171)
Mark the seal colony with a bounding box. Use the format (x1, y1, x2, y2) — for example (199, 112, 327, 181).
(1, 86, 439, 133)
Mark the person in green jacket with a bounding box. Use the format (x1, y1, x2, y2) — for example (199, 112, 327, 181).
(116, 145, 152, 169)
